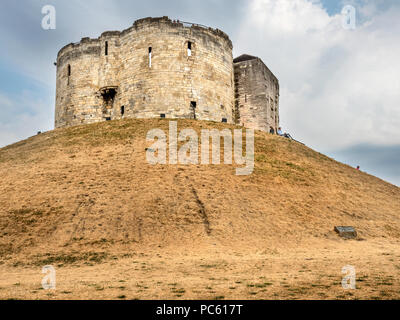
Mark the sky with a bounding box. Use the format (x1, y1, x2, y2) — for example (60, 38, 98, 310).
(0, 0, 399, 186)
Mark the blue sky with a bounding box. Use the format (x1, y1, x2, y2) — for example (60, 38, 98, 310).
(0, 0, 399, 186)
(321, 0, 345, 14)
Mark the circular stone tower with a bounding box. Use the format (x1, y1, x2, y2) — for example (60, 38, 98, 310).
(55, 17, 234, 128)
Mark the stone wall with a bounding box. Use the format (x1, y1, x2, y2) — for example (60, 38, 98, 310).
(55, 17, 234, 128)
(234, 55, 280, 133)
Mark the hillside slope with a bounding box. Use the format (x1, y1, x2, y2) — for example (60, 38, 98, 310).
(0, 119, 399, 264)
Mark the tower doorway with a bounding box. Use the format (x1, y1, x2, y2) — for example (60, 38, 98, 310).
(100, 86, 118, 120)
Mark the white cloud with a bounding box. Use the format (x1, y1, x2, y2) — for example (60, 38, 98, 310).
(236, 0, 400, 151)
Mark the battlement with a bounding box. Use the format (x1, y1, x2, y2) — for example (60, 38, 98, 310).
(57, 16, 232, 62)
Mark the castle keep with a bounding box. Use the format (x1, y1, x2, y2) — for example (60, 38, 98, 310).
(55, 17, 280, 133)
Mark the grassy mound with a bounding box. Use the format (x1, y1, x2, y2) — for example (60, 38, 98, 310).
(0, 118, 399, 266)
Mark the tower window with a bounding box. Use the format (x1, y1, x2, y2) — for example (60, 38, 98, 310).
(190, 101, 197, 120)
(222, 118, 227, 123)
(121, 106, 125, 116)
(188, 41, 192, 57)
(67, 65, 71, 85)
(160, 114, 166, 119)
(149, 47, 152, 68)
(105, 41, 108, 56)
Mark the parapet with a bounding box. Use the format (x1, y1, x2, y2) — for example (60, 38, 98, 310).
(57, 16, 232, 62)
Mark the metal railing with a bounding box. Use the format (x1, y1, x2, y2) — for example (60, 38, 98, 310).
(173, 20, 210, 30)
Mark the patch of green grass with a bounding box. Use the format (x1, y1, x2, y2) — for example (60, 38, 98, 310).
(256, 283, 273, 288)
(199, 264, 218, 269)
(32, 252, 109, 266)
(377, 282, 394, 286)
(173, 289, 186, 294)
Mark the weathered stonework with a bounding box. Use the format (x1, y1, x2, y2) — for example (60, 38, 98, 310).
(55, 17, 280, 132)
(234, 54, 280, 133)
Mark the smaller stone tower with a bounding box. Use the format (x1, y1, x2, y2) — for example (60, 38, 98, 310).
(234, 54, 280, 133)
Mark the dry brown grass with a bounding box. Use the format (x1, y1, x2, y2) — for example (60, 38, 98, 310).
(0, 118, 399, 300)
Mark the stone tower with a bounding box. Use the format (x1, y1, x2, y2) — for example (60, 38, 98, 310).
(234, 54, 280, 133)
(55, 17, 280, 133)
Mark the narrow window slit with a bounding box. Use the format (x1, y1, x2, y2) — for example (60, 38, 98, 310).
(67, 65, 71, 85)
(190, 101, 197, 120)
(188, 41, 192, 57)
(148, 47, 152, 68)
(105, 41, 108, 56)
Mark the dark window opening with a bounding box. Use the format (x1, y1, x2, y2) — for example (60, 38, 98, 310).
(190, 101, 197, 120)
(222, 118, 227, 123)
(188, 41, 192, 56)
(105, 41, 108, 56)
(106, 117, 111, 121)
(160, 114, 166, 119)
(149, 47, 152, 68)
(67, 65, 71, 85)
(121, 106, 125, 116)
(101, 88, 117, 105)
